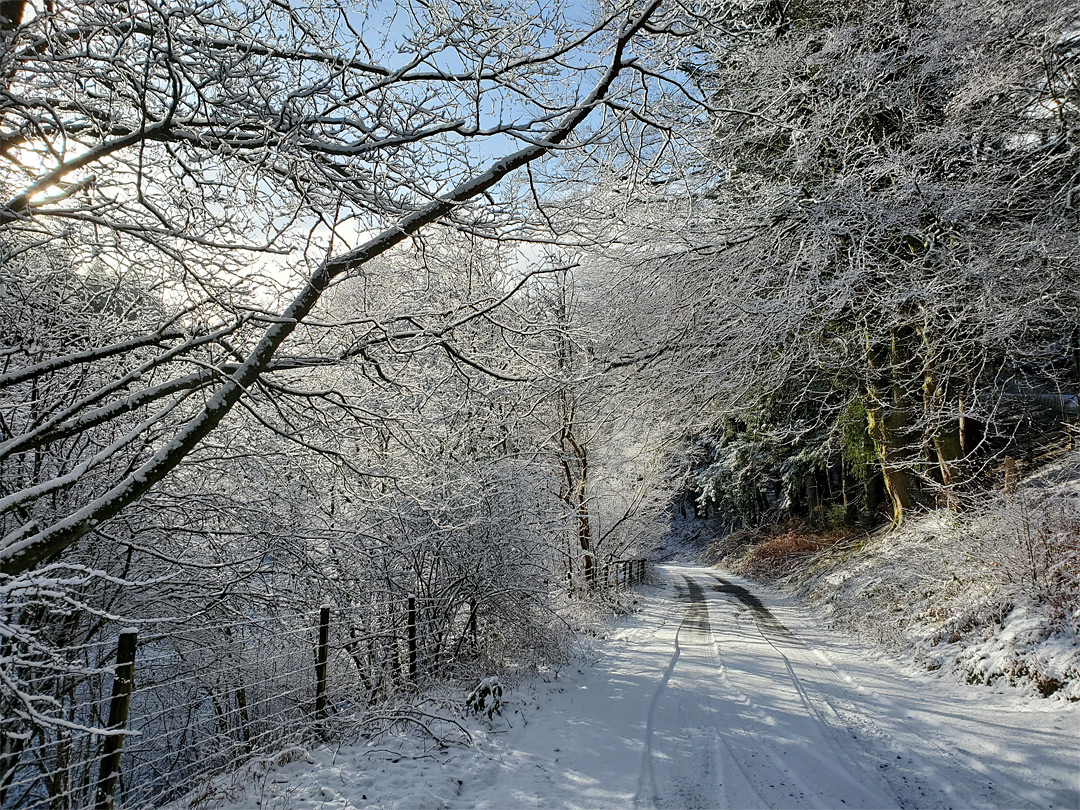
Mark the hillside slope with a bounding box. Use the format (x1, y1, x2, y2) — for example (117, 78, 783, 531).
(699, 452, 1080, 700)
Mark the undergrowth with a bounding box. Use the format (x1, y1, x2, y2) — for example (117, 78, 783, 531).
(706, 519, 857, 580)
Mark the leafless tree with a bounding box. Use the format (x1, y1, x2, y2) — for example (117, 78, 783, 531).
(0, 0, 674, 576)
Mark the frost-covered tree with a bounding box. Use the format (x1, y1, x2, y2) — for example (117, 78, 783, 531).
(664, 0, 1080, 524)
(0, 0, 675, 576)
(526, 264, 681, 589)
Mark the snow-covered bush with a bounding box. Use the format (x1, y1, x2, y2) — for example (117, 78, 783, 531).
(464, 677, 504, 721)
(968, 485, 1080, 622)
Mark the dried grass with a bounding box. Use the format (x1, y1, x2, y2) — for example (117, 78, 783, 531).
(727, 521, 855, 580)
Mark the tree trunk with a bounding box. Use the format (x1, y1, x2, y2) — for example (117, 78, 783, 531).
(557, 408, 593, 588)
(805, 472, 822, 526)
(577, 476, 594, 587)
(842, 459, 859, 525)
(1072, 326, 1080, 449)
(922, 331, 967, 509)
(932, 427, 964, 506)
(788, 477, 804, 518)
(865, 324, 923, 523)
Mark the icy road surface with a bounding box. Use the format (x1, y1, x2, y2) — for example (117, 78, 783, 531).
(216, 565, 1079, 810)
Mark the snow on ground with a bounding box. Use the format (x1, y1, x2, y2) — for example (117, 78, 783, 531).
(778, 506, 1078, 698)
(694, 452, 1080, 701)
(192, 565, 1079, 810)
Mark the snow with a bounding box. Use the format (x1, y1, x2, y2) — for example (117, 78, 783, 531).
(690, 453, 1080, 701)
(190, 565, 1079, 810)
(748, 505, 1080, 698)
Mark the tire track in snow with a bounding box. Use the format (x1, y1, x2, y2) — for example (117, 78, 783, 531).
(639, 571, 849, 809)
(708, 572, 1050, 809)
(685, 570, 890, 809)
(633, 576, 699, 809)
(634, 575, 765, 810)
(709, 574, 902, 805)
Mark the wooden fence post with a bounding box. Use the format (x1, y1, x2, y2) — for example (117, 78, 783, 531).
(407, 595, 418, 682)
(315, 605, 331, 724)
(95, 629, 137, 810)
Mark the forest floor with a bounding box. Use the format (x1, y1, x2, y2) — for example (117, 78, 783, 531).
(194, 565, 1079, 810)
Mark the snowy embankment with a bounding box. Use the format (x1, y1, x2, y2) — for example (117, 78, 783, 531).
(187, 566, 1077, 810)
(705, 453, 1080, 701)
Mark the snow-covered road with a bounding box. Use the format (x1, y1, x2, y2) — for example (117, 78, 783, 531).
(626, 567, 1076, 809)
(215, 565, 1079, 810)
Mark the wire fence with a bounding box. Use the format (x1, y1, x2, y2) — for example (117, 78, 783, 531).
(0, 559, 648, 810)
